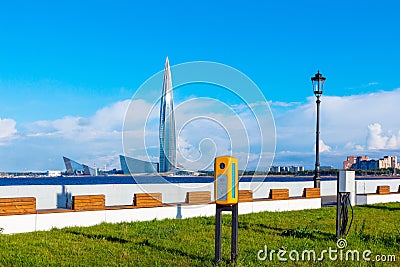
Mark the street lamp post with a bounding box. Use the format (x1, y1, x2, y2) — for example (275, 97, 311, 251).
(311, 71, 326, 188)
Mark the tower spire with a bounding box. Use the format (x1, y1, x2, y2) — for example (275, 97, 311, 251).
(159, 57, 176, 172)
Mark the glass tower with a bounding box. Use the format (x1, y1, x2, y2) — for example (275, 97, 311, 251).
(159, 57, 176, 172)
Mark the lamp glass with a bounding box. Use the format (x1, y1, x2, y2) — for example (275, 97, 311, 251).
(311, 72, 325, 96)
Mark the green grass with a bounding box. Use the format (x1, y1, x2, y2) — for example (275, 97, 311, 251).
(0, 203, 399, 266)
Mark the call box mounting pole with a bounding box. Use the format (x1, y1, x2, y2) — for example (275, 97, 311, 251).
(231, 203, 238, 262)
(214, 204, 223, 263)
(214, 203, 238, 264)
(214, 156, 239, 264)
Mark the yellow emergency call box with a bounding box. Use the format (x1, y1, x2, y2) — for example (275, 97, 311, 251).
(214, 156, 238, 205)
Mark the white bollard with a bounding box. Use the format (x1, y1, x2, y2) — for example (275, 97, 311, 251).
(338, 170, 355, 206)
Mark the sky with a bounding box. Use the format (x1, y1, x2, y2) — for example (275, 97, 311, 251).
(1, 1, 400, 171)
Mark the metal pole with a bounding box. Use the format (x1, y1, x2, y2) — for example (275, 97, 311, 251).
(336, 173, 341, 238)
(231, 204, 238, 263)
(314, 96, 321, 188)
(214, 205, 222, 264)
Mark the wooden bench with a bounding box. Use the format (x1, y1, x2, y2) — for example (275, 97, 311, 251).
(134, 193, 163, 208)
(376, 185, 390, 195)
(186, 191, 211, 204)
(269, 189, 289, 200)
(239, 190, 253, 202)
(72, 195, 105, 211)
(0, 197, 36, 215)
(302, 188, 321, 198)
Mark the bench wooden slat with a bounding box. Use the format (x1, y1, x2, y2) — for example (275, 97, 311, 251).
(134, 193, 163, 208)
(73, 207, 104, 211)
(72, 195, 105, 211)
(0, 208, 36, 213)
(0, 197, 36, 203)
(0, 201, 37, 206)
(238, 190, 253, 202)
(73, 200, 104, 203)
(186, 191, 211, 204)
(72, 205, 104, 209)
(73, 197, 105, 202)
(302, 188, 320, 198)
(0, 206, 36, 212)
(0, 205, 36, 209)
(376, 185, 390, 195)
(73, 195, 105, 201)
(269, 189, 289, 200)
(0, 204, 35, 209)
(72, 199, 104, 203)
(0, 197, 36, 215)
(73, 199, 104, 203)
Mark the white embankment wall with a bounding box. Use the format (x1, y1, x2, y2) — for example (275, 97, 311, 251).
(1, 198, 321, 235)
(2, 178, 399, 209)
(1, 178, 400, 234)
(0, 180, 330, 210)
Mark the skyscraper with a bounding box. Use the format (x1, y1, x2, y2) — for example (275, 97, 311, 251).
(159, 57, 177, 172)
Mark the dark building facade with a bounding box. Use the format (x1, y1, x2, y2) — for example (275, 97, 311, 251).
(63, 156, 95, 175)
(119, 155, 158, 174)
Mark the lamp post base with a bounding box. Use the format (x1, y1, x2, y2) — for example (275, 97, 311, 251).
(313, 177, 321, 188)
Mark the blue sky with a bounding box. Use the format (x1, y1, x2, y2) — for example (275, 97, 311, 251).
(1, 1, 400, 171)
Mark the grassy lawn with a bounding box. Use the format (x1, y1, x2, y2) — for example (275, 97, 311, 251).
(0, 202, 399, 266)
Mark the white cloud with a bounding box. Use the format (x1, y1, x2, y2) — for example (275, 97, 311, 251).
(122, 96, 275, 171)
(0, 100, 132, 171)
(274, 88, 400, 167)
(0, 96, 275, 171)
(344, 142, 365, 151)
(26, 100, 131, 140)
(101, 88, 400, 170)
(3, 88, 400, 171)
(367, 123, 400, 150)
(367, 123, 387, 149)
(0, 118, 17, 139)
(172, 98, 275, 171)
(314, 140, 332, 153)
(268, 100, 301, 108)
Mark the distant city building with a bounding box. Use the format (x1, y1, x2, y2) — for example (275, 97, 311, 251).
(270, 166, 281, 173)
(343, 156, 364, 170)
(379, 155, 399, 169)
(63, 156, 96, 175)
(289, 166, 304, 172)
(119, 155, 158, 174)
(320, 166, 334, 170)
(360, 159, 379, 170)
(174, 170, 200, 176)
(159, 57, 177, 172)
(269, 165, 305, 173)
(343, 155, 400, 170)
(47, 170, 61, 177)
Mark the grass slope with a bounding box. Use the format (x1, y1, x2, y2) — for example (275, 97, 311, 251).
(0, 203, 399, 266)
